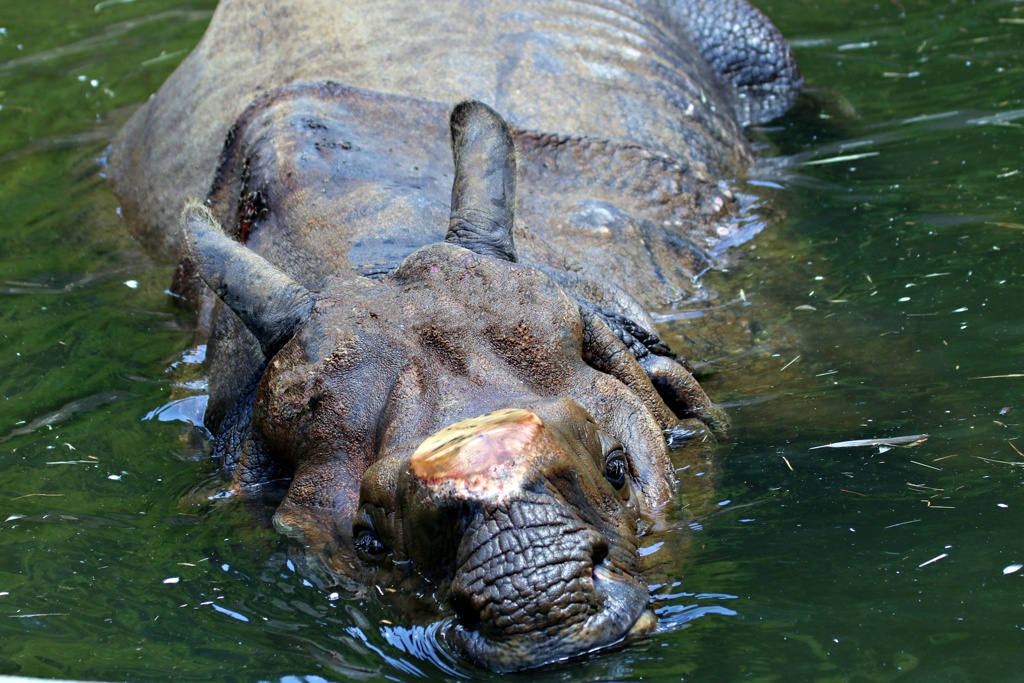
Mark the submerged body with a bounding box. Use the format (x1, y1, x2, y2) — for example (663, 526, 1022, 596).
(109, 0, 799, 671)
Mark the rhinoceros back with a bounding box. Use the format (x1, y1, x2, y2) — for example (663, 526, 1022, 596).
(110, 0, 756, 256)
(205, 83, 737, 304)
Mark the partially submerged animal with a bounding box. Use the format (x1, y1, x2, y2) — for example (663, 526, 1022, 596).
(109, 0, 800, 671)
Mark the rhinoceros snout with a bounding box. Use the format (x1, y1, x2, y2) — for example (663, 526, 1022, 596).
(446, 517, 608, 633)
(402, 405, 652, 670)
(442, 499, 651, 671)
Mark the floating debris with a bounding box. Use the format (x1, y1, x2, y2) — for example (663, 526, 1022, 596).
(976, 441, 1024, 468)
(975, 456, 1024, 468)
(211, 603, 249, 622)
(781, 355, 802, 371)
(884, 519, 920, 529)
(810, 434, 929, 450)
(1003, 565, 1023, 575)
(918, 553, 948, 568)
(162, 577, 180, 584)
(803, 151, 880, 166)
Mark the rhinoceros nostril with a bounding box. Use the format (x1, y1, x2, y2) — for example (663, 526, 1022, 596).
(590, 537, 609, 568)
(449, 591, 483, 632)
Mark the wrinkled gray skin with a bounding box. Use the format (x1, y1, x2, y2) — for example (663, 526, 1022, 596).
(109, 0, 799, 672)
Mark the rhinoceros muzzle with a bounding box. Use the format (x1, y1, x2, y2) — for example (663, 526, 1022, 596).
(443, 497, 653, 671)
(401, 406, 653, 670)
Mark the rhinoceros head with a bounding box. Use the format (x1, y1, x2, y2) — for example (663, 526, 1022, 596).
(182, 101, 721, 671)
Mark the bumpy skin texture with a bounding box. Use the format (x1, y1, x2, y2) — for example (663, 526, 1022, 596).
(658, 0, 802, 126)
(110, 0, 800, 672)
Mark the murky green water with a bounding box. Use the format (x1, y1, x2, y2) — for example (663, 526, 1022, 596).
(2, 1, 1022, 681)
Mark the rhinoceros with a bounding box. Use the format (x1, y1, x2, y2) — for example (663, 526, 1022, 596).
(108, 0, 800, 671)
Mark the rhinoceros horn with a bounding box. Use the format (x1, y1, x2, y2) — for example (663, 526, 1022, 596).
(445, 101, 518, 262)
(181, 201, 315, 358)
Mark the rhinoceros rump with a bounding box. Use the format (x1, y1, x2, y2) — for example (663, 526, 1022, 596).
(109, 0, 800, 671)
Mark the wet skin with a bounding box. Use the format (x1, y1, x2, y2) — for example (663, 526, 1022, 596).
(180, 103, 719, 668)
(112, 0, 801, 671)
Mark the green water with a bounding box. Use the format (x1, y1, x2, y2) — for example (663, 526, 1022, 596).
(1, 0, 1022, 681)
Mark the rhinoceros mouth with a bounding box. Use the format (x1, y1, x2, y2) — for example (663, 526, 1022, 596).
(444, 561, 654, 672)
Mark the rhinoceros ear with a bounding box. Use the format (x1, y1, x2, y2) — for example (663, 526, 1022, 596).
(181, 201, 314, 358)
(445, 101, 518, 262)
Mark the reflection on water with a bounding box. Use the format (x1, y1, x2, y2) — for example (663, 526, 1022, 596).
(1, 0, 1024, 680)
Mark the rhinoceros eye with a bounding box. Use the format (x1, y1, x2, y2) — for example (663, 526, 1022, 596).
(604, 450, 629, 490)
(354, 528, 387, 560)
